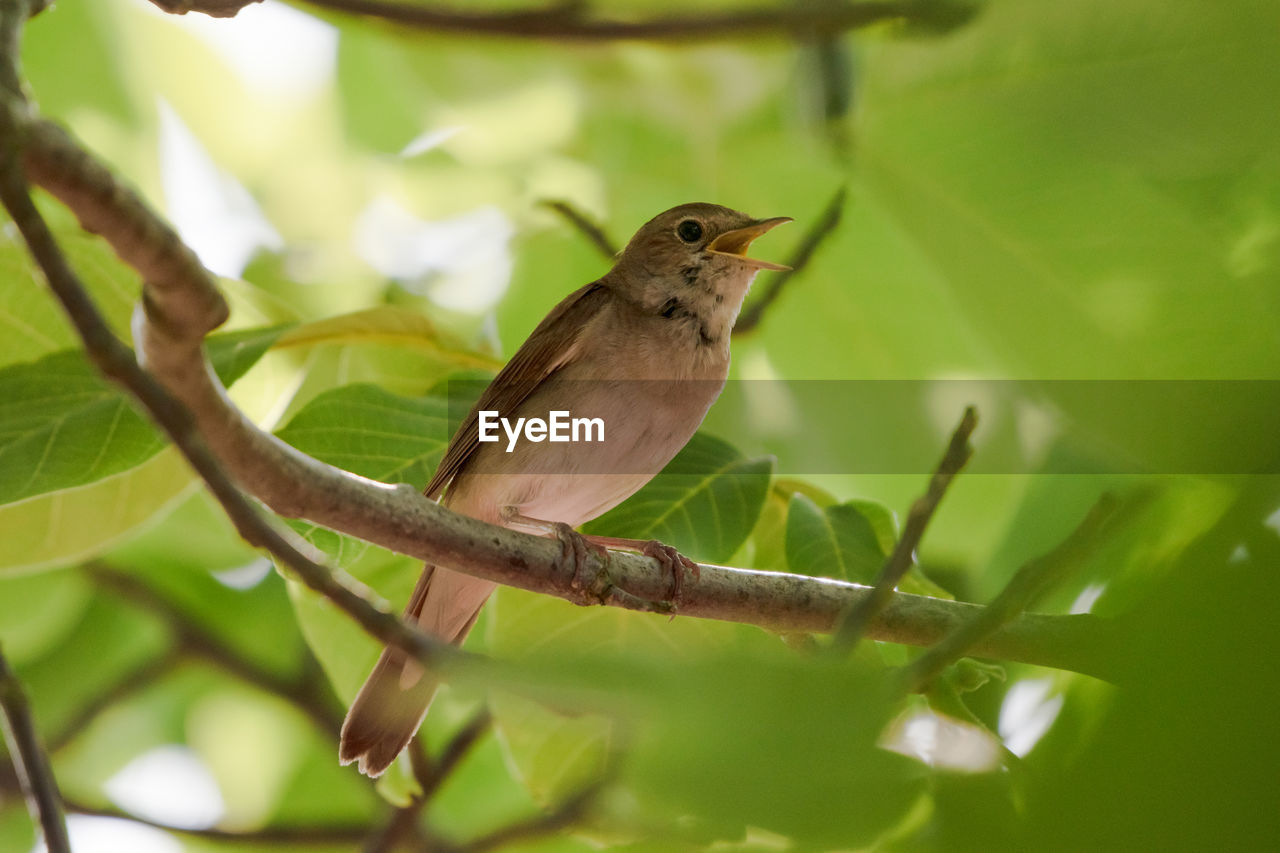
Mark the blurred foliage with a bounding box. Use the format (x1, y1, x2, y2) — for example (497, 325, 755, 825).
(2, 0, 1279, 850)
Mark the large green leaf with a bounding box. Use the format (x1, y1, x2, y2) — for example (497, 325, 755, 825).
(0, 203, 139, 369)
(274, 381, 452, 488)
(583, 432, 774, 564)
(855, 0, 1280, 385)
(785, 492, 886, 583)
(0, 327, 282, 506)
(0, 449, 195, 574)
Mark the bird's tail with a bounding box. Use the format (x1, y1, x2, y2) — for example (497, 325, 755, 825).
(339, 565, 495, 777)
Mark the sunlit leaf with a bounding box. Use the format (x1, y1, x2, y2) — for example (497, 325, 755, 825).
(0, 327, 282, 505)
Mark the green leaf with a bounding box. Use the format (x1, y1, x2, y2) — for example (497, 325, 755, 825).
(0, 202, 139, 369)
(275, 382, 452, 487)
(785, 493, 886, 583)
(0, 327, 282, 506)
(583, 432, 774, 563)
(0, 569, 93, 664)
(624, 656, 925, 846)
(0, 449, 195, 574)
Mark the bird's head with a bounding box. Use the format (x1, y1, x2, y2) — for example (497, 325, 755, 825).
(610, 203, 790, 330)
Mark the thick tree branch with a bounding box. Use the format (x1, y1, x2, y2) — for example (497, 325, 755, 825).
(0, 645, 70, 853)
(154, 0, 971, 41)
(10, 115, 1119, 681)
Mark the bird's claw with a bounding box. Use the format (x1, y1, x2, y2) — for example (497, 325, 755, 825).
(639, 540, 700, 613)
(550, 522, 609, 604)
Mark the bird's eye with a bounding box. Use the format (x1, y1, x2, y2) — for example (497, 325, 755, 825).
(675, 219, 703, 243)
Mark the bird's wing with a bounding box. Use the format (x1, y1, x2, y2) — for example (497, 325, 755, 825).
(424, 281, 611, 500)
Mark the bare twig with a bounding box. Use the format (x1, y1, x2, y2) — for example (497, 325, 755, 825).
(420, 709, 493, 802)
(831, 406, 978, 654)
(45, 653, 183, 753)
(156, 0, 972, 41)
(735, 186, 846, 335)
(363, 804, 427, 853)
(542, 200, 618, 259)
(363, 711, 498, 850)
(451, 780, 602, 853)
(64, 797, 370, 845)
(86, 564, 345, 737)
(0, 645, 70, 853)
(901, 494, 1122, 692)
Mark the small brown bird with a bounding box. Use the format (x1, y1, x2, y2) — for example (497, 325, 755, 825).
(339, 203, 789, 776)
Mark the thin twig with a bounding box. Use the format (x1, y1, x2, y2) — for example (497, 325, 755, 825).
(452, 780, 602, 853)
(0, 645, 71, 853)
(735, 186, 846, 335)
(45, 652, 183, 753)
(831, 406, 978, 654)
(64, 797, 370, 845)
(159, 0, 972, 41)
(419, 709, 493, 802)
(542, 200, 618, 258)
(366, 710, 495, 849)
(363, 804, 427, 853)
(901, 494, 1121, 692)
(86, 563, 345, 737)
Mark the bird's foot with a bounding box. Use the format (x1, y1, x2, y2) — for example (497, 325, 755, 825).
(636, 539, 700, 613)
(576, 534, 699, 616)
(548, 521, 609, 601)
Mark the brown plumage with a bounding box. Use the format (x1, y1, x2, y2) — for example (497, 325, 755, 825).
(340, 203, 789, 777)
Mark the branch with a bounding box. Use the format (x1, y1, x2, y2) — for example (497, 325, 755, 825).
(832, 406, 977, 653)
(154, 0, 972, 41)
(11, 116, 1120, 681)
(149, 0, 262, 17)
(45, 653, 182, 754)
(0, 120, 458, 681)
(734, 186, 846, 336)
(448, 780, 601, 853)
(417, 709, 493, 803)
(0, 645, 70, 853)
(64, 798, 369, 845)
(86, 564, 345, 738)
(901, 494, 1122, 692)
(542, 199, 618, 259)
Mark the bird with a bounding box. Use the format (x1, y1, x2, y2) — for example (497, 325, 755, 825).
(339, 202, 790, 777)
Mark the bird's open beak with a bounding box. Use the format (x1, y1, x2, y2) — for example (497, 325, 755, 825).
(708, 216, 793, 271)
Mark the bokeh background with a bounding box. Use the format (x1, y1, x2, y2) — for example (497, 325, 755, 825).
(2, 0, 1278, 850)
